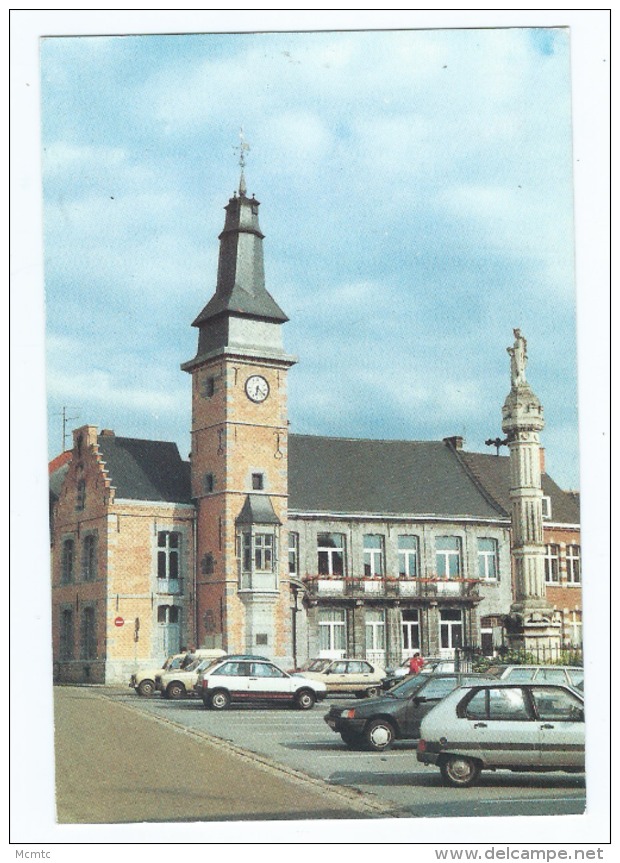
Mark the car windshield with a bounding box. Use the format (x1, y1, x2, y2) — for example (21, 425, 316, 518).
(164, 656, 184, 671)
(307, 659, 332, 672)
(387, 675, 430, 698)
(184, 658, 203, 671)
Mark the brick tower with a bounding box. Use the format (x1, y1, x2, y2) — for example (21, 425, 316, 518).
(182, 165, 296, 664)
(501, 329, 561, 656)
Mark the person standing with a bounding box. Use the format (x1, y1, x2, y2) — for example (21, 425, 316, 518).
(408, 652, 425, 675)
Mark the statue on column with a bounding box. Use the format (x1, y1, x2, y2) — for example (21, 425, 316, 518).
(507, 328, 528, 387)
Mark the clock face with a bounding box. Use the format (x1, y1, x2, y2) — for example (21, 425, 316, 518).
(245, 374, 270, 403)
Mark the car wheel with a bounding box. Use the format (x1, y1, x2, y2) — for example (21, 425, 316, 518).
(364, 718, 395, 752)
(209, 689, 230, 710)
(440, 756, 481, 788)
(166, 681, 186, 700)
(137, 679, 155, 697)
(340, 729, 363, 749)
(295, 689, 316, 710)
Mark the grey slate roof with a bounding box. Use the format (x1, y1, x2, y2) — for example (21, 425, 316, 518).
(458, 451, 580, 524)
(193, 282, 288, 326)
(97, 435, 192, 504)
(235, 494, 282, 525)
(288, 435, 506, 519)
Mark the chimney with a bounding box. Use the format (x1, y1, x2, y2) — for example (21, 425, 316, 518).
(539, 447, 546, 475)
(100, 429, 115, 437)
(443, 435, 464, 451)
(73, 425, 98, 451)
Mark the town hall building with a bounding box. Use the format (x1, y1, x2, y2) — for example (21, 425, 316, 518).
(49, 169, 581, 684)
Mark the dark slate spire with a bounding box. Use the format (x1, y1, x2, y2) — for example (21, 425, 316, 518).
(182, 135, 295, 371)
(192, 187, 288, 329)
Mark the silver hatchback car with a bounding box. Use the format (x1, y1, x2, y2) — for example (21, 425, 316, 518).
(417, 681, 585, 787)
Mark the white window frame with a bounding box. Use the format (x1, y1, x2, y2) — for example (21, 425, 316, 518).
(365, 609, 386, 651)
(440, 609, 464, 649)
(401, 609, 420, 651)
(398, 535, 419, 578)
(363, 534, 384, 578)
(317, 533, 346, 577)
(436, 536, 462, 578)
(318, 608, 346, 653)
(478, 537, 499, 581)
(288, 531, 299, 576)
(158, 531, 181, 580)
(541, 496, 552, 519)
(566, 544, 581, 585)
(544, 544, 560, 583)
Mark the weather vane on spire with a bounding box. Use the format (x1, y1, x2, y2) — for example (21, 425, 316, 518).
(234, 127, 250, 196)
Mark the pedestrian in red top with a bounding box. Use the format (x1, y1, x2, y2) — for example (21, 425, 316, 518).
(408, 652, 425, 675)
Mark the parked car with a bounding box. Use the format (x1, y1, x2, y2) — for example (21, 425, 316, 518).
(324, 672, 495, 751)
(382, 657, 457, 690)
(417, 681, 585, 787)
(297, 658, 386, 698)
(494, 665, 584, 689)
(288, 658, 333, 675)
(130, 651, 195, 697)
(155, 649, 227, 699)
(195, 657, 327, 710)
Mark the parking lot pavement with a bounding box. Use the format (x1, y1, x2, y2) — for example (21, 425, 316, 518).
(105, 690, 586, 819)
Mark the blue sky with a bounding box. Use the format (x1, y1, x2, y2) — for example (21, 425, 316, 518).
(41, 28, 581, 488)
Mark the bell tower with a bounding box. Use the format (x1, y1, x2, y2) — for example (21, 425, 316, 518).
(182, 154, 296, 663)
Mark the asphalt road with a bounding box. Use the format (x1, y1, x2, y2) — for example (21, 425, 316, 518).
(97, 687, 587, 820)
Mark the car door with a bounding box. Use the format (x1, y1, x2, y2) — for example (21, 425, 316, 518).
(347, 660, 376, 688)
(405, 675, 461, 737)
(528, 685, 585, 769)
(475, 686, 540, 768)
(248, 662, 295, 703)
(208, 660, 251, 702)
(325, 660, 350, 692)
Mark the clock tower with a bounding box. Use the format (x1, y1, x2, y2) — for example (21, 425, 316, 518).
(182, 166, 296, 663)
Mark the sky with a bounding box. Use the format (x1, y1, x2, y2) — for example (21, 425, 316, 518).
(40, 27, 582, 487)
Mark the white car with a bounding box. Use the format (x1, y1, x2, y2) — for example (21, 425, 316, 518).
(130, 652, 193, 697)
(496, 665, 584, 688)
(195, 657, 327, 710)
(417, 681, 585, 787)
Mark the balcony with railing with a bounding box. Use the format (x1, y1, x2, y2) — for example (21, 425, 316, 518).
(302, 575, 480, 601)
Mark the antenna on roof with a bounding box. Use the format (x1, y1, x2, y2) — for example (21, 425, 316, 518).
(54, 406, 80, 453)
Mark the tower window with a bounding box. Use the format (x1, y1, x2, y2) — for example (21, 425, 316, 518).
(541, 496, 552, 519)
(252, 473, 264, 491)
(202, 376, 216, 398)
(204, 473, 215, 493)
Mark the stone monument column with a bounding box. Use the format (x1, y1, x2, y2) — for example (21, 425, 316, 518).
(501, 329, 561, 657)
